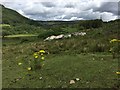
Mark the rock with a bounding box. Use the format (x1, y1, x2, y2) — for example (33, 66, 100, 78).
(39, 77, 42, 80)
(64, 34, 71, 38)
(55, 34, 64, 39)
(75, 78, 80, 81)
(70, 80, 75, 84)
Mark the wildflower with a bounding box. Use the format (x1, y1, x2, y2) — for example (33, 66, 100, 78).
(110, 39, 119, 43)
(41, 53, 43, 55)
(39, 50, 45, 53)
(34, 55, 39, 59)
(41, 57, 45, 60)
(116, 72, 120, 74)
(27, 67, 31, 71)
(18, 63, 22, 65)
(33, 53, 38, 56)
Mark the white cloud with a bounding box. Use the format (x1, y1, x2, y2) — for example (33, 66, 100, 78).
(0, 0, 119, 21)
(101, 12, 118, 21)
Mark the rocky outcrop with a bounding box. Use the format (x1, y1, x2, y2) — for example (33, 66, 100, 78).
(44, 32, 86, 41)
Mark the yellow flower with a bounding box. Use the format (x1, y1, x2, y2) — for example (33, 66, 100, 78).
(110, 39, 119, 43)
(27, 67, 31, 71)
(18, 63, 22, 65)
(116, 72, 120, 74)
(41, 57, 45, 60)
(33, 53, 38, 56)
(34, 55, 39, 59)
(39, 50, 45, 53)
(41, 53, 43, 55)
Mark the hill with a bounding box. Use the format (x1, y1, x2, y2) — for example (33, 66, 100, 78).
(1, 5, 30, 25)
(1, 4, 120, 40)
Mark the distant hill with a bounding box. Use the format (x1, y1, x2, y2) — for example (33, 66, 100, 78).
(1, 4, 45, 27)
(1, 5, 29, 25)
(1, 4, 120, 37)
(1, 4, 104, 27)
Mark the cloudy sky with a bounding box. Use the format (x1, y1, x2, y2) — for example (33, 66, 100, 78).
(0, 0, 119, 21)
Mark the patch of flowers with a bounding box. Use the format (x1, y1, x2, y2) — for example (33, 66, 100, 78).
(32, 50, 45, 70)
(109, 39, 120, 59)
(18, 49, 46, 71)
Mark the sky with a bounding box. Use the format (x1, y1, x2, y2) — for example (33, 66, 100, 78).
(0, 0, 119, 22)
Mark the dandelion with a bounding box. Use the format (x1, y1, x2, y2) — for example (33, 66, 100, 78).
(41, 53, 43, 55)
(41, 56, 45, 60)
(33, 53, 38, 56)
(32, 50, 46, 70)
(18, 63, 22, 65)
(110, 39, 120, 43)
(39, 50, 45, 53)
(116, 72, 120, 74)
(27, 67, 32, 71)
(34, 55, 39, 59)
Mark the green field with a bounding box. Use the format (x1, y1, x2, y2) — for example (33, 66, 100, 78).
(2, 5, 120, 88)
(2, 37, 119, 88)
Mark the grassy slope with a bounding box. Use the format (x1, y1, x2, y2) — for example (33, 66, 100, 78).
(2, 19, 120, 88)
(2, 4, 120, 88)
(2, 5, 30, 25)
(2, 42, 118, 88)
(2, 31, 119, 88)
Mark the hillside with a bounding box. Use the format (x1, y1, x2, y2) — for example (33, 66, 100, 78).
(2, 4, 120, 88)
(2, 5, 29, 25)
(1, 4, 120, 40)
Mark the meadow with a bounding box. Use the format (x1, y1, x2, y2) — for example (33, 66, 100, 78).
(2, 29, 119, 88)
(1, 5, 120, 88)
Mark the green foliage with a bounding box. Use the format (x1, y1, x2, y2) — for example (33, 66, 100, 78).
(2, 30, 11, 37)
(38, 29, 65, 39)
(78, 19, 103, 29)
(109, 39, 120, 58)
(2, 5, 29, 25)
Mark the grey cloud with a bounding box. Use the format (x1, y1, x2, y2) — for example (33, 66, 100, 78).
(1, 1, 118, 21)
(41, 2, 55, 7)
(93, 2, 118, 15)
(64, 3, 75, 8)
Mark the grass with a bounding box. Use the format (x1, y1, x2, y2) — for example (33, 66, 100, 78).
(2, 21, 120, 88)
(4, 34, 38, 38)
(2, 39, 119, 88)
